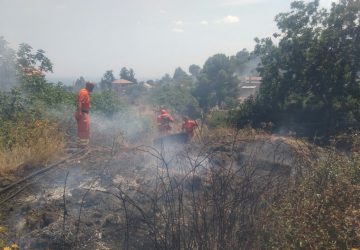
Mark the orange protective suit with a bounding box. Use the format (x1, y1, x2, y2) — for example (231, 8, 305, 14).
(157, 110, 174, 136)
(75, 88, 91, 140)
(182, 119, 198, 138)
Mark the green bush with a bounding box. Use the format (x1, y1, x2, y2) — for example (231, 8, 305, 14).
(207, 110, 230, 128)
(91, 90, 126, 117)
(150, 84, 201, 118)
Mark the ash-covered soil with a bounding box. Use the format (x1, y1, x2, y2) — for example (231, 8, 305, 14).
(0, 145, 159, 249)
(0, 134, 312, 249)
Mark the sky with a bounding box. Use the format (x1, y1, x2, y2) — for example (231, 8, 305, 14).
(0, 0, 335, 83)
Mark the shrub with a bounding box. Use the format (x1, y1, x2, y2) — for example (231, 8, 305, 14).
(150, 84, 201, 118)
(91, 90, 126, 117)
(0, 119, 65, 174)
(207, 110, 230, 128)
(264, 149, 360, 249)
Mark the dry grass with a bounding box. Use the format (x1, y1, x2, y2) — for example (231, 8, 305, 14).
(108, 130, 359, 249)
(200, 126, 314, 156)
(266, 150, 360, 249)
(0, 120, 65, 175)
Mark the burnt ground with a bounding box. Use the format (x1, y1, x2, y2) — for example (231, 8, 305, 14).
(0, 134, 312, 249)
(0, 145, 159, 249)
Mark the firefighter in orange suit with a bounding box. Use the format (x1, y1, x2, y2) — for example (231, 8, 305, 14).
(157, 109, 174, 136)
(74, 82, 95, 147)
(182, 117, 198, 140)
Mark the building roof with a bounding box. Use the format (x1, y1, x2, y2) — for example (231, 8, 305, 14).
(143, 83, 153, 89)
(245, 76, 262, 82)
(241, 86, 257, 89)
(112, 79, 134, 85)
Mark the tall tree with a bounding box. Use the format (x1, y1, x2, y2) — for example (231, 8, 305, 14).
(0, 36, 17, 90)
(235, 0, 360, 139)
(150, 84, 201, 118)
(100, 70, 115, 90)
(128, 68, 137, 84)
(17, 43, 53, 73)
(173, 67, 192, 87)
(158, 73, 172, 85)
(189, 64, 201, 78)
(193, 54, 240, 112)
(230, 48, 259, 76)
(120, 67, 137, 83)
(74, 76, 86, 92)
(173, 67, 188, 80)
(16, 43, 53, 94)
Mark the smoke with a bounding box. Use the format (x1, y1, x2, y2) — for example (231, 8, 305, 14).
(90, 108, 154, 147)
(235, 56, 261, 78)
(234, 57, 262, 100)
(0, 42, 19, 91)
(89, 107, 198, 174)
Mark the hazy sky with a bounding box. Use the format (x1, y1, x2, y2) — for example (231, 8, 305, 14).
(0, 0, 334, 82)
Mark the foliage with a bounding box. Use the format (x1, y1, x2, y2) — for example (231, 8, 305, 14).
(233, 0, 360, 140)
(91, 90, 126, 117)
(15, 42, 75, 110)
(173, 67, 188, 80)
(124, 83, 147, 101)
(158, 73, 172, 85)
(38, 82, 74, 107)
(100, 70, 115, 91)
(189, 64, 201, 78)
(0, 36, 17, 91)
(0, 89, 29, 123)
(173, 67, 193, 87)
(207, 110, 230, 128)
(0, 39, 73, 173)
(0, 119, 65, 173)
(150, 84, 201, 118)
(230, 48, 260, 77)
(17, 43, 53, 76)
(229, 96, 272, 129)
(193, 54, 240, 113)
(74, 76, 86, 92)
(120, 67, 137, 83)
(24, 78, 74, 109)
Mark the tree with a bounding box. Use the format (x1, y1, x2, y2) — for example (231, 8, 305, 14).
(159, 73, 172, 85)
(16, 43, 54, 95)
(120, 67, 137, 83)
(0, 88, 28, 123)
(189, 64, 201, 78)
(234, 0, 360, 140)
(230, 48, 260, 77)
(17, 43, 53, 73)
(100, 70, 115, 91)
(150, 84, 201, 118)
(125, 84, 146, 103)
(74, 76, 86, 92)
(193, 54, 240, 112)
(173, 67, 193, 87)
(91, 90, 125, 117)
(173, 67, 188, 80)
(0, 37, 17, 91)
(128, 68, 137, 84)
(1, 39, 53, 92)
(120, 67, 129, 80)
